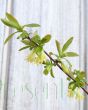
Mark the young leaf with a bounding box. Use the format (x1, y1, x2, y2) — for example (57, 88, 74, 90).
(44, 65, 52, 75)
(55, 40, 61, 56)
(62, 52, 79, 57)
(4, 31, 18, 44)
(34, 46, 43, 55)
(1, 19, 17, 28)
(19, 46, 30, 51)
(17, 31, 29, 39)
(32, 35, 41, 43)
(62, 37, 73, 52)
(68, 81, 75, 89)
(80, 71, 86, 79)
(67, 77, 71, 81)
(43, 68, 49, 75)
(61, 63, 70, 74)
(1, 18, 22, 31)
(50, 68, 55, 78)
(21, 39, 36, 49)
(23, 23, 40, 28)
(41, 34, 51, 43)
(21, 39, 31, 45)
(1, 13, 22, 31)
(6, 13, 21, 28)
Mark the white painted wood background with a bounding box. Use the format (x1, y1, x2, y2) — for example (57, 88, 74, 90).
(0, 0, 88, 110)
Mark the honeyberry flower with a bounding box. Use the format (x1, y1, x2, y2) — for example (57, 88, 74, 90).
(67, 88, 84, 100)
(26, 50, 46, 64)
(67, 89, 74, 97)
(75, 89, 84, 100)
(35, 53, 46, 64)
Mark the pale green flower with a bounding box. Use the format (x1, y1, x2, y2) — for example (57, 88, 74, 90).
(75, 89, 84, 100)
(34, 53, 46, 64)
(26, 51, 36, 63)
(67, 88, 84, 100)
(26, 50, 46, 64)
(67, 89, 74, 97)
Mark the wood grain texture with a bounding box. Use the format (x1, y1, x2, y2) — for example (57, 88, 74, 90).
(0, 0, 87, 110)
(0, 0, 8, 109)
(0, 0, 13, 110)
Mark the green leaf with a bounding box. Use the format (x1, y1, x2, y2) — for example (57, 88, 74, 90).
(34, 46, 43, 55)
(50, 68, 55, 78)
(74, 70, 86, 82)
(68, 81, 75, 89)
(62, 37, 73, 52)
(44, 65, 51, 75)
(1, 19, 17, 28)
(32, 35, 41, 43)
(44, 60, 51, 65)
(49, 52, 53, 55)
(72, 84, 77, 90)
(41, 34, 51, 43)
(62, 52, 79, 57)
(21, 39, 36, 49)
(19, 46, 30, 51)
(67, 77, 71, 81)
(61, 63, 70, 74)
(4, 31, 18, 44)
(1, 13, 22, 31)
(55, 40, 61, 56)
(6, 13, 21, 28)
(1, 18, 22, 31)
(80, 71, 85, 79)
(43, 68, 49, 75)
(17, 31, 29, 39)
(21, 39, 31, 45)
(23, 23, 40, 28)
(43, 60, 55, 77)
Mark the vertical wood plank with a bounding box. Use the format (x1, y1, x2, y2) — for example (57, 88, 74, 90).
(0, 0, 13, 110)
(83, 0, 88, 110)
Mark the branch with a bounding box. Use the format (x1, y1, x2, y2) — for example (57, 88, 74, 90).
(28, 37, 88, 95)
